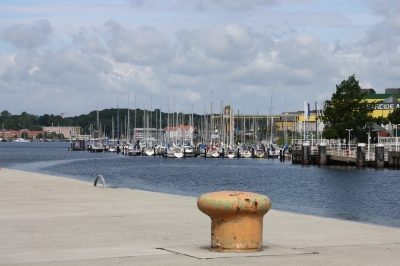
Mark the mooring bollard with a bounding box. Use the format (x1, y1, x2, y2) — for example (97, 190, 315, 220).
(197, 191, 271, 252)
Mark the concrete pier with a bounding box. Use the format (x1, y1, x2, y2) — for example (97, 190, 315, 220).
(1, 168, 399, 265)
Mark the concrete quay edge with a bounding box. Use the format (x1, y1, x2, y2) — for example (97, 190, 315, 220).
(1, 168, 399, 266)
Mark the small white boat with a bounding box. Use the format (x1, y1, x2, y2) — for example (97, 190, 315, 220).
(14, 138, 30, 142)
(166, 147, 183, 158)
(144, 148, 155, 156)
(241, 149, 252, 158)
(227, 153, 235, 159)
(205, 149, 218, 158)
(182, 145, 194, 157)
(88, 143, 106, 152)
(254, 149, 265, 158)
(108, 145, 117, 152)
(173, 149, 184, 158)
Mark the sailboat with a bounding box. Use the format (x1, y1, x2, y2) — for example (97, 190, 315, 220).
(89, 108, 106, 152)
(108, 116, 117, 152)
(143, 108, 155, 156)
(266, 90, 279, 158)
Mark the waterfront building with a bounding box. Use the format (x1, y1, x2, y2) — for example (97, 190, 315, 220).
(1, 129, 45, 140)
(362, 88, 400, 118)
(163, 124, 195, 144)
(42, 126, 81, 138)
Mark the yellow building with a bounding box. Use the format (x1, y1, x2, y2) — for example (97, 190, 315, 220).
(362, 88, 400, 118)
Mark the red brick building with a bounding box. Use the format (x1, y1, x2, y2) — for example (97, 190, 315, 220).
(1, 129, 45, 140)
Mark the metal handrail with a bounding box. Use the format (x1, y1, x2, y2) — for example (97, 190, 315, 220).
(94, 175, 106, 188)
(94, 175, 118, 188)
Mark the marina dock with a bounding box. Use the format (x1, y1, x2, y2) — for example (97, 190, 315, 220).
(292, 142, 400, 167)
(1, 168, 399, 265)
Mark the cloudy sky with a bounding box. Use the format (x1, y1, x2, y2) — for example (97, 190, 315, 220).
(1, 0, 399, 117)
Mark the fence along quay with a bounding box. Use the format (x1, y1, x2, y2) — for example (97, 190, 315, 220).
(291, 137, 400, 168)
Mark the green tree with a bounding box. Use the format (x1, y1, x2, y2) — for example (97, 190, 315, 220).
(1, 110, 11, 117)
(19, 111, 35, 129)
(37, 114, 50, 126)
(4, 119, 17, 130)
(321, 127, 339, 139)
(20, 131, 29, 139)
(321, 75, 375, 143)
(387, 108, 400, 125)
(29, 125, 43, 131)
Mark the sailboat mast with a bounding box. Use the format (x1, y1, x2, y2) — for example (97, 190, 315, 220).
(243, 106, 246, 145)
(167, 94, 170, 145)
(270, 89, 274, 144)
(112, 116, 114, 141)
(117, 98, 119, 144)
(160, 101, 162, 143)
(134, 94, 136, 143)
(128, 96, 130, 143)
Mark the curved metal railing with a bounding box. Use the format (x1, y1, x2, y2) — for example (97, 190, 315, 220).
(94, 175, 118, 188)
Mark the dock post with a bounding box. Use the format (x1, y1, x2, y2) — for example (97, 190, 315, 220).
(356, 143, 365, 167)
(388, 151, 400, 167)
(317, 143, 327, 165)
(374, 144, 385, 167)
(302, 142, 310, 164)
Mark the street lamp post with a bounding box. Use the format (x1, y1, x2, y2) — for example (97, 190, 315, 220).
(346, 129, 353, 155)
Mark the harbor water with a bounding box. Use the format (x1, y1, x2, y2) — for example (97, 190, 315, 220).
(1, 141, 399, 228)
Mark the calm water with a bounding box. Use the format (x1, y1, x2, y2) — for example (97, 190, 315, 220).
(1, 141, 399, 228)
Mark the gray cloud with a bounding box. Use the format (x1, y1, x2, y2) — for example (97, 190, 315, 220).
(71, 28, 108, 55)
(1, 19, 53, 49)
(104, 20, 173, 65)
(196, 0, 279, 11)
(368, 0, 400, 17)
(358, 0, 400, 61)
(0, 55, 15, 83)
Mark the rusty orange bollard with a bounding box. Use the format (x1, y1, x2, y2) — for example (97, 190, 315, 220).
(197, 191, 271, 252)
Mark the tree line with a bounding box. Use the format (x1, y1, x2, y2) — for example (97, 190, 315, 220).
(0, 109, 211, 138)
